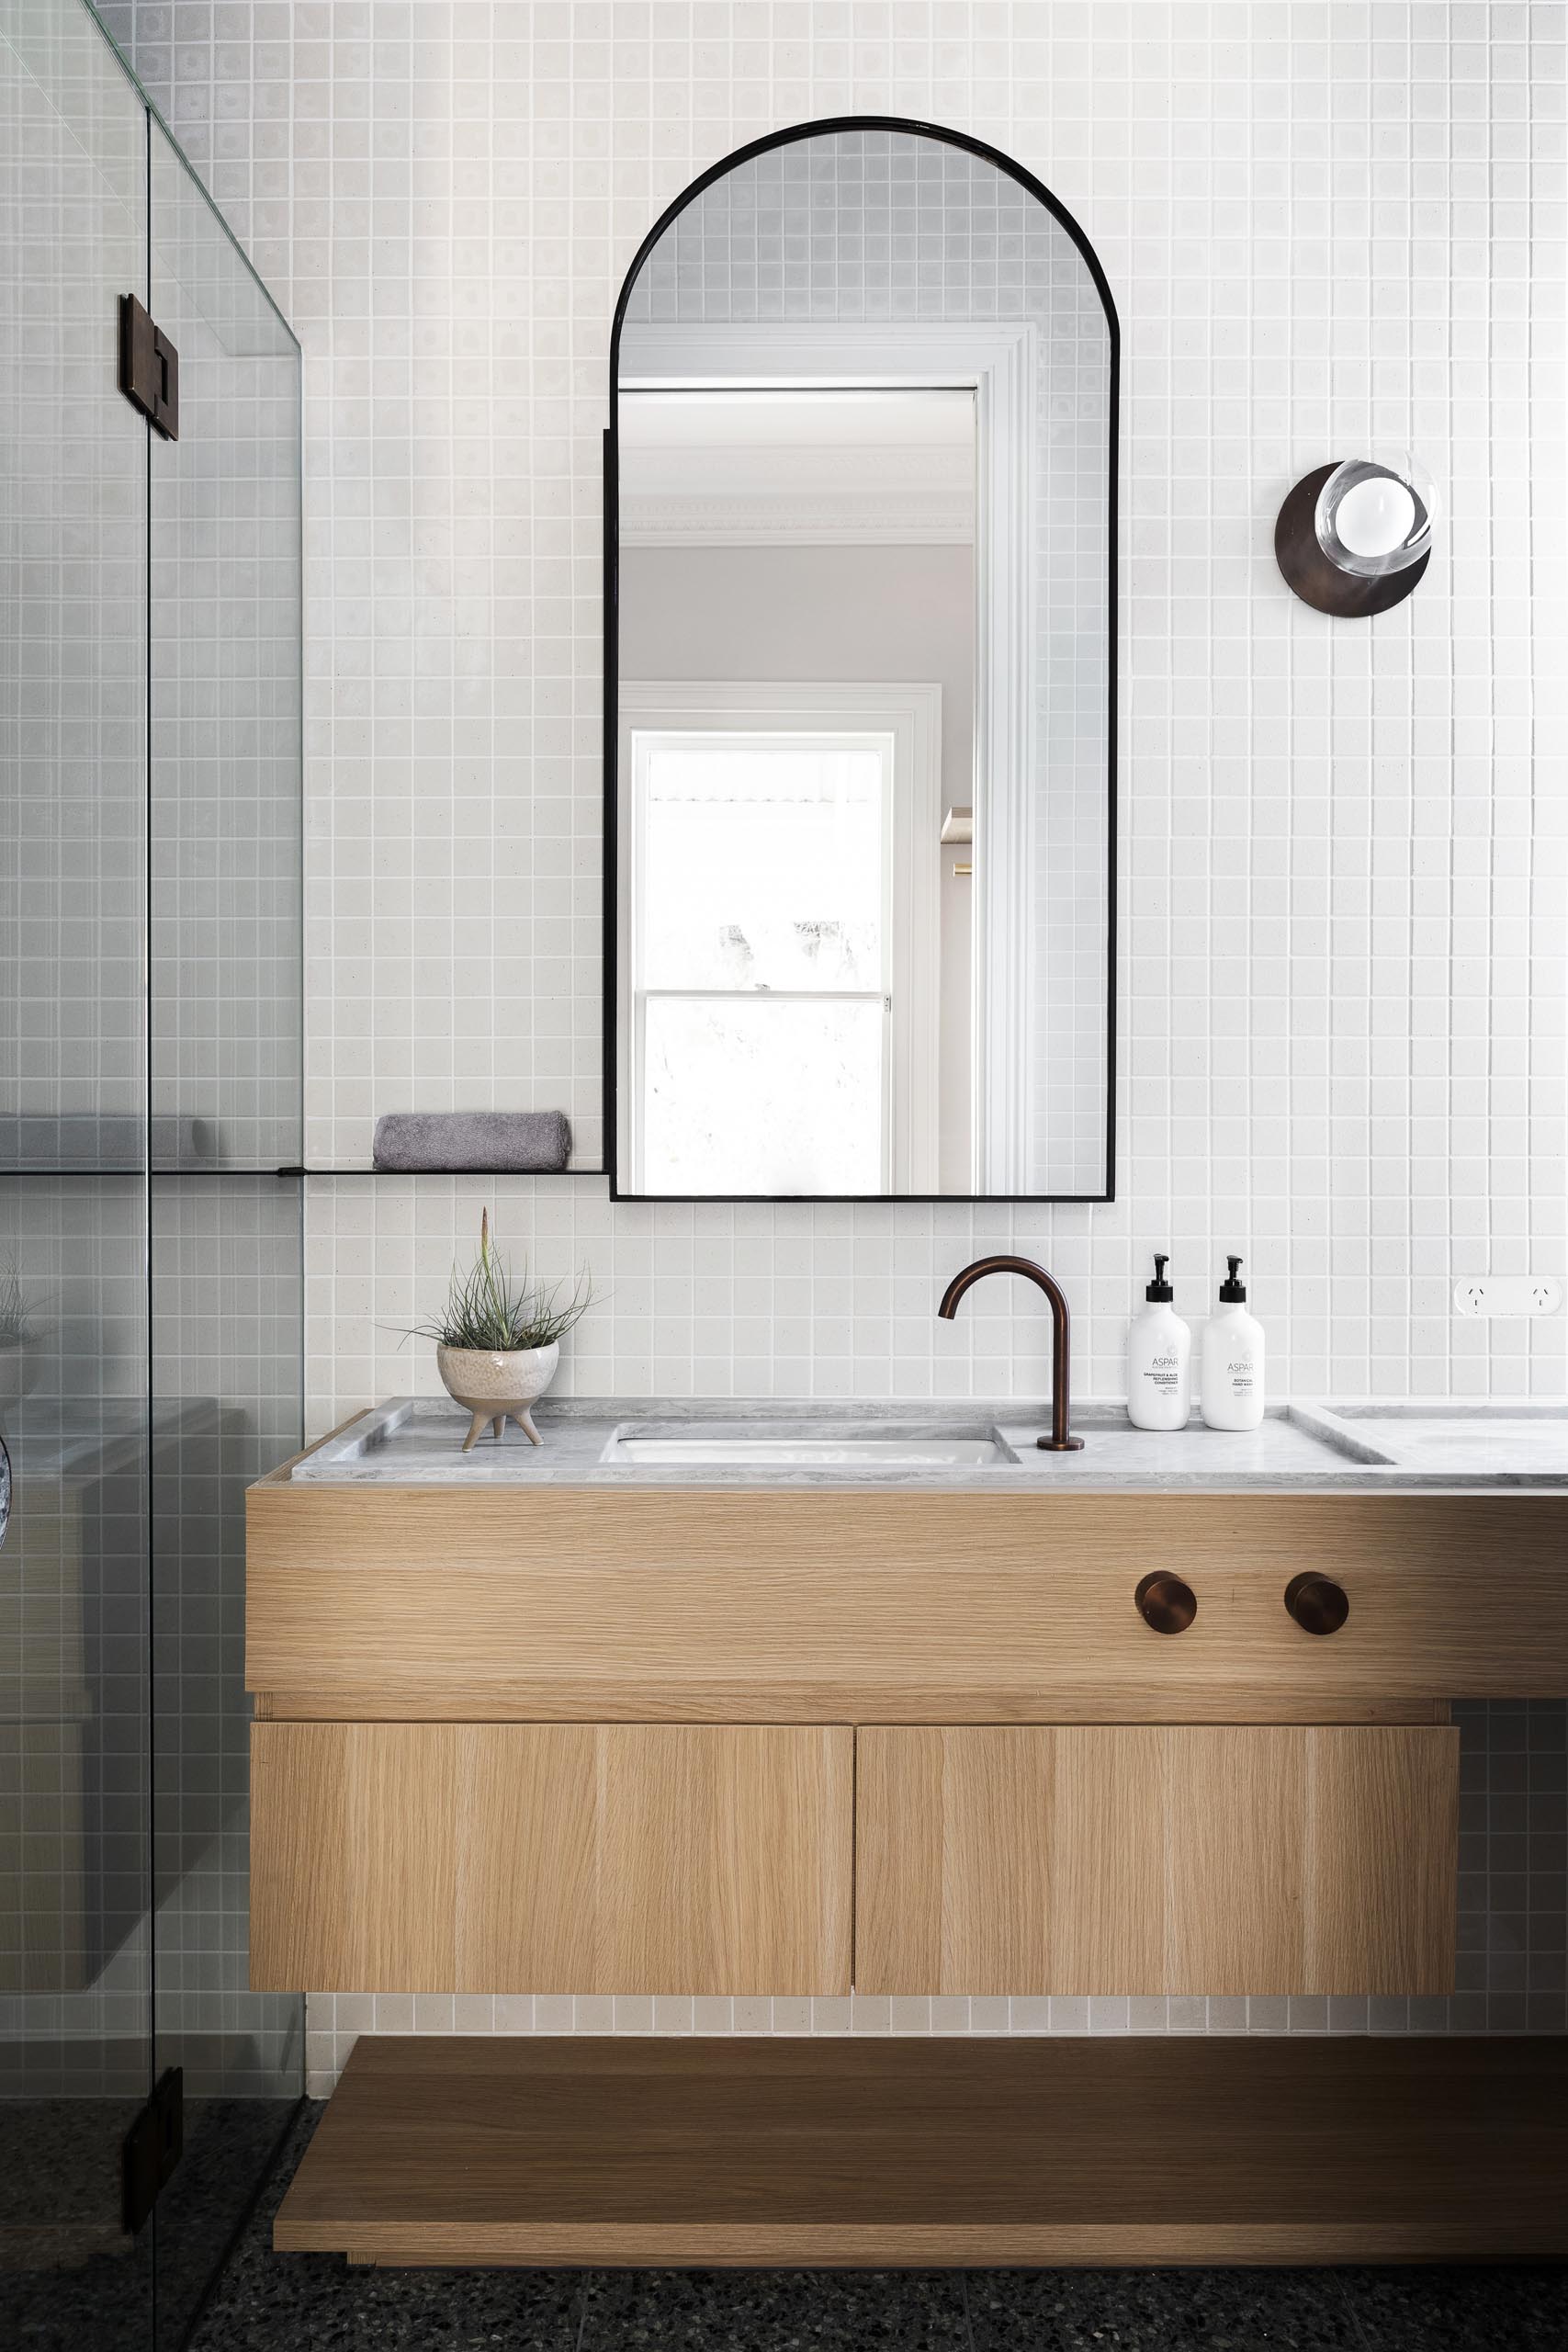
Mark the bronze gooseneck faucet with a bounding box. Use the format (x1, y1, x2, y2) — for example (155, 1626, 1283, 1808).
(937, 1254, 1083, 1453)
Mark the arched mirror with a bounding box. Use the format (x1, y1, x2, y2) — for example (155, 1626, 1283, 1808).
(606, 119, 1117, 1201)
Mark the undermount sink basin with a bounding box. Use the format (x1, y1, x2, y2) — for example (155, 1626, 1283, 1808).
(602, 1422, 1018, 1468)
(1324, 1404, 1568, 1476)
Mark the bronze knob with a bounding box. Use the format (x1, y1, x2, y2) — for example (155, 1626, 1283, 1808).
(1135, 1571, 1197, 1635)
(1285, 1572, 1349, 1636)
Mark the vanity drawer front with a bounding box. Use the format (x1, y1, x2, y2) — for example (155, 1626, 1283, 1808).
(248, 1488, 1568, 1720)
(250, 1722, 852, 1996)
(855, 1725, 1458, 1998)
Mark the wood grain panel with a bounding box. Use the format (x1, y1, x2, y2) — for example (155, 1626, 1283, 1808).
(1047, 1726, 1168, 1987)
(457, 1726, 599, 1988)
(246, 1482, 1568, 1719)
(252, 1685, 1453, 1727)
(252, 1723, 462, 1987)
(1166, 1727, 1307, 1990)
(1304, 1727, 1459, 1990)
(855, 1725, 1458, 1996)
(272, 2033, 1568, 2266)
(250, 1723, 852, 1996)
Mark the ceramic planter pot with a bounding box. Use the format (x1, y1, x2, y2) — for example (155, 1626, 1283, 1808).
(436, 1340, 559, 1452)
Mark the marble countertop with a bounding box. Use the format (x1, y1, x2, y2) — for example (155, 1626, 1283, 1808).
(284, 1395, 1568, 1495)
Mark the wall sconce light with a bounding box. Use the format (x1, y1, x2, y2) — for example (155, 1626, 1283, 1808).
(1275, 456, 1437, 616)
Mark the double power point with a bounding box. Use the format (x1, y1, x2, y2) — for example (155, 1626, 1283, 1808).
(1452, 1277, 1563, 1318)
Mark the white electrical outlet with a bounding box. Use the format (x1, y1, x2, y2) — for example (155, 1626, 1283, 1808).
(1452, 1276, 1563, 1318)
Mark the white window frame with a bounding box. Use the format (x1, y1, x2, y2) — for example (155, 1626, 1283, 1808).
(618, 680, 942, 1195)
(620, 322, 1038, 1191)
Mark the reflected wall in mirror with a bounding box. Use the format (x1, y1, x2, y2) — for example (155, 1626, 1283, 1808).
(608, 120, 1117, 1200)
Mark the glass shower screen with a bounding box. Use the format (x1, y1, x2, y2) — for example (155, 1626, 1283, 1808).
(0, 8, 305, 2346)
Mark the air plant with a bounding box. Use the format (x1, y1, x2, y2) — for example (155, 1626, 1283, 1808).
(404, 1211, 592, 1353)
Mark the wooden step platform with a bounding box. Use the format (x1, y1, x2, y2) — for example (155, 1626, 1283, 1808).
(276, 2034, 1568, 2269)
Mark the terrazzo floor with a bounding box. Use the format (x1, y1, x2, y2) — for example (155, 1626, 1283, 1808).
(188, 2102, 1568, 2352)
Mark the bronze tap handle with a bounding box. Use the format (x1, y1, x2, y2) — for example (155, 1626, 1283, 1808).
(1285, 1572, 1349, 1635)
(1135, 1571, 1197, 1635)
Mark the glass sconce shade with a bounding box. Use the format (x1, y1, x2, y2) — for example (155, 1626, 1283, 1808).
(1275, 454, 1436, 617)
(1314, 457, 1437, 581)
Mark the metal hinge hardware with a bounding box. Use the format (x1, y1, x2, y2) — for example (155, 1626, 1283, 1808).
(118, 294, 179, 440)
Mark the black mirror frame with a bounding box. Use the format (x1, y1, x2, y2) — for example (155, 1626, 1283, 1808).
(604, 115, 1120, 1204)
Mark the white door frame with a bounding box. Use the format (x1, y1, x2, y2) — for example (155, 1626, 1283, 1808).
(618, 679, 942, 1193)
(620, 322, 1037, 1192)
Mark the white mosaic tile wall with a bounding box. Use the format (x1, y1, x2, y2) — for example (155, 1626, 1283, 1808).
(149, 124, 302, 1171)
(1, 6, 147, 1136)
(103, 2, 1568, 2090)
(100, 0, 1568, 1418)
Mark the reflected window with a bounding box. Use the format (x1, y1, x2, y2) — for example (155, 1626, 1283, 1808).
(623, 711, 938, 1193)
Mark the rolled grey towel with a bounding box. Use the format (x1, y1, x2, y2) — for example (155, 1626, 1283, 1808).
(372, 1111, 571, 1173)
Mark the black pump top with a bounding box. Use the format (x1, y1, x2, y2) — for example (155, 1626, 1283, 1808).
(1145, 1252, 1173, 1303)
(1219, 1254, 1247, 1304)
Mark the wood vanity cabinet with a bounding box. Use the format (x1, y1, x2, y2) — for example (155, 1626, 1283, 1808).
(250, 1721, 852, 1996)
(246, 1470, 1567, 2000)
(854, 1725, 1458, 1996)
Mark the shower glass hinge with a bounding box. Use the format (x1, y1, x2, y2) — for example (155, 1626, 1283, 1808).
(118, 294, 179, 440)
(122, 2066, 184, 2234)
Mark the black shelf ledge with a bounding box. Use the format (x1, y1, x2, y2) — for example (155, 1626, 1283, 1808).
(4, 1165, 307, 1180)
(297, 1166, 606, 1179)
(2, 1165, 605, 1180)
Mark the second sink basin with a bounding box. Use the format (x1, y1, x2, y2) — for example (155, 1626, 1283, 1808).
(603, 1421, 1017, 1467)
(1322, 1403, 1568, 1476)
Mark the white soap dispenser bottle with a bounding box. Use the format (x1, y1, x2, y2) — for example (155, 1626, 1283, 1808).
(1127, 1253, 1191, 1430)
(1201, 1255, 1265, 1431)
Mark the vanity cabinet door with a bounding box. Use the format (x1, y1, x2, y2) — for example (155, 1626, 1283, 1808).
(855, 1725, 1458, 1997)
(251, 1722, 852, 1996)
